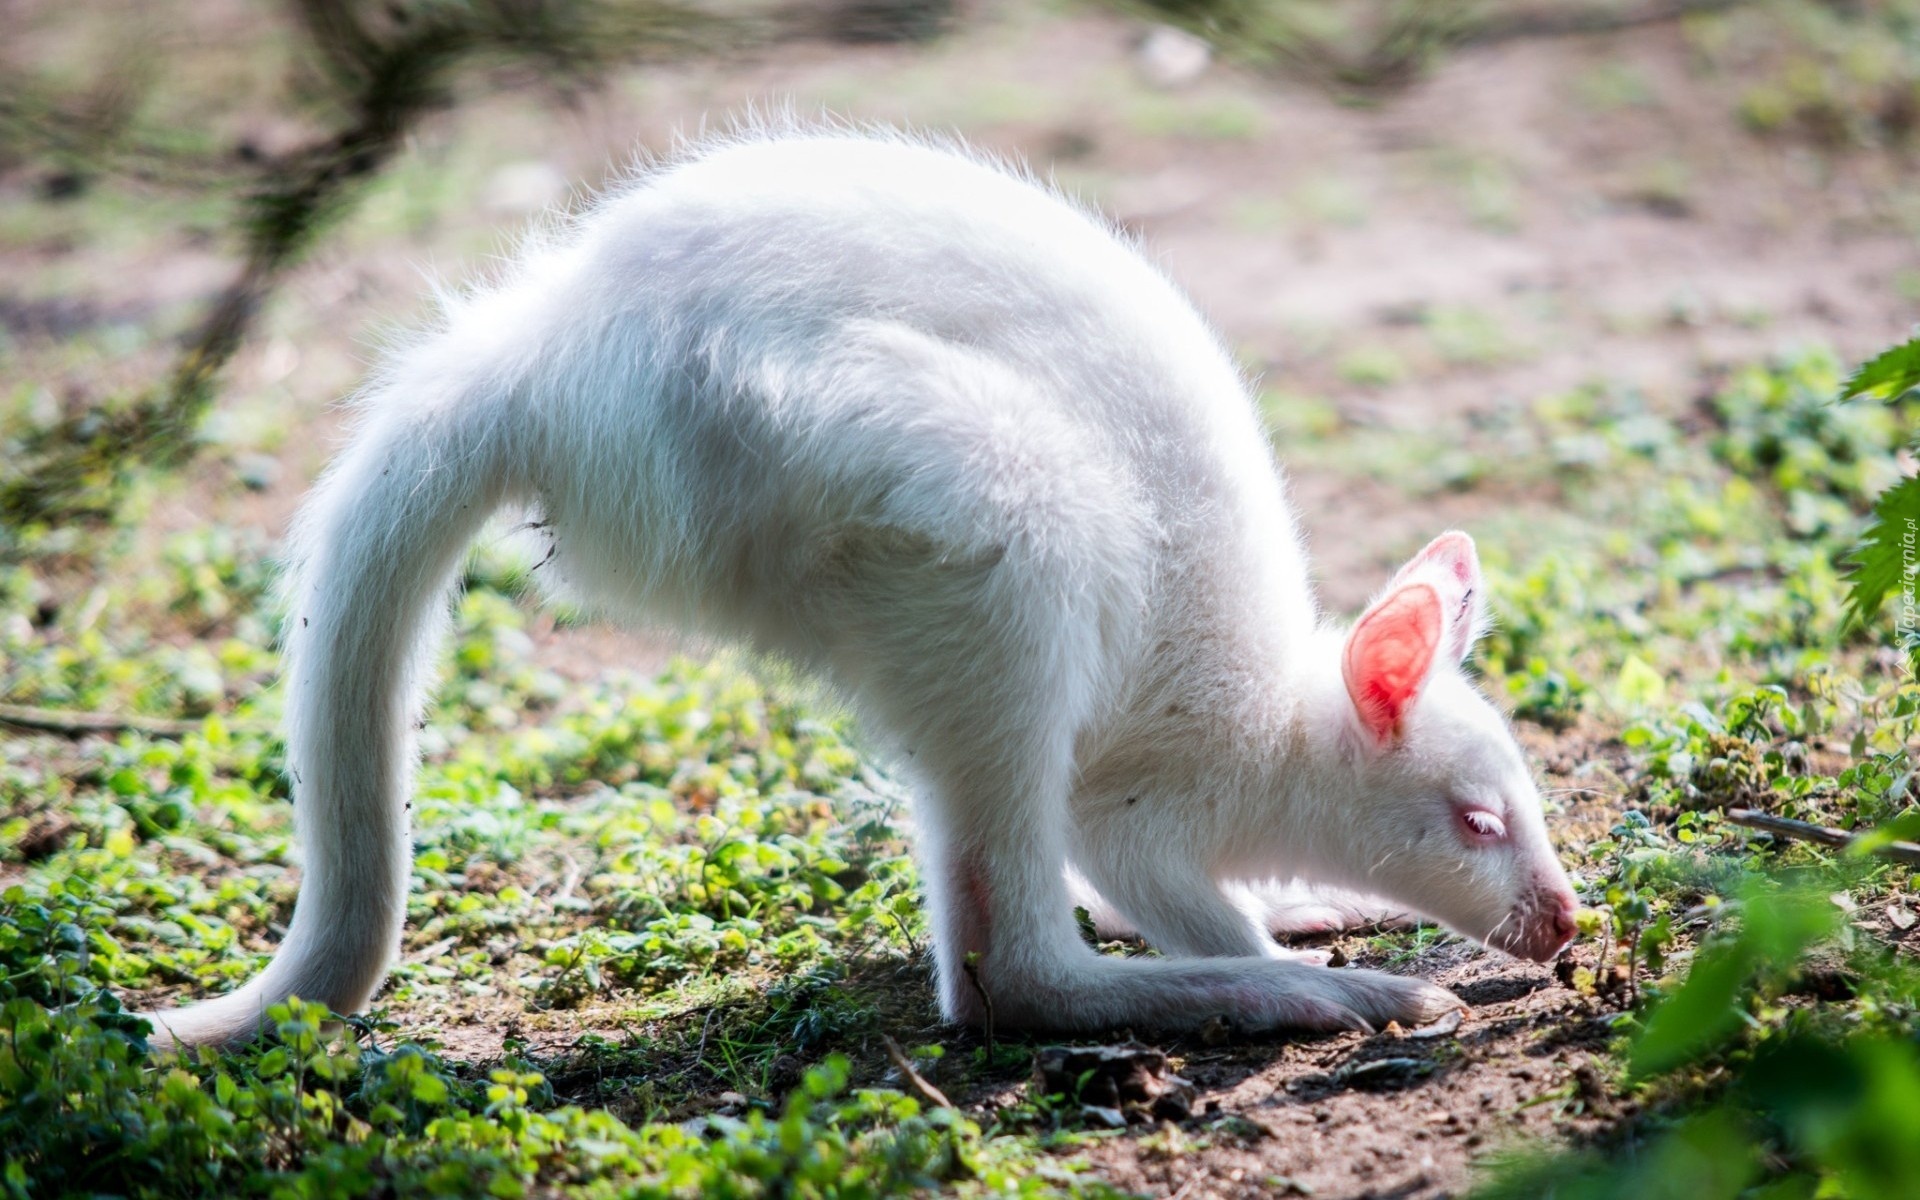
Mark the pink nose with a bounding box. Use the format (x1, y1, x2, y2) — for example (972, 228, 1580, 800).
(1547, 901, 1577, 948)
(1527, 891, 1580, 962)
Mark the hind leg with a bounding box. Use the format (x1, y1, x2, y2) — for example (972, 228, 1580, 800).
(804, 534, 1109, 1027)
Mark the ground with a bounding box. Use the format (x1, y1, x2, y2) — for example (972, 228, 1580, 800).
(3, 2, 1919, 1198)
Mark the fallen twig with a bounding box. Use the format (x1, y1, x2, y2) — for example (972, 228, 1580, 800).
(0, 702, 261, 738)
(961, 952, 995, 1057)
(694, 1006, 719, 1072)
(1467, 0, 1751, 47)
(880, 1034, 952, 1109)
(1725, 808, 1920, 868)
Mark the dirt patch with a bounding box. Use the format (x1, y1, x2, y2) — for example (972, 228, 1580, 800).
(373, 931, 1629, 1199)
(1033, 944, 1620, 1199)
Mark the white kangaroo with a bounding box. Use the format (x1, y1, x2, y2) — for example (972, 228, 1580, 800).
(144, 124, 1579, 1047)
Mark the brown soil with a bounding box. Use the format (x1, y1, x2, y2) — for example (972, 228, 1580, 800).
(1024, 945, 1623, 1200)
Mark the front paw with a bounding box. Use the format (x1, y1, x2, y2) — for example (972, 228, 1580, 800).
(1244, 965, 1462, 1033)
(1331, 969, 1463, 1028)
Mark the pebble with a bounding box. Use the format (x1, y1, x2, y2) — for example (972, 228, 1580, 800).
(1134, 25, 1211, 88)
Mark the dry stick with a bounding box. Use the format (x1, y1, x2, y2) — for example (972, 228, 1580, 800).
(694, 1006, 719, 1075)
(1725, 808, 1920, 868)
(1210, 0, 1751, 93)
(1466, 0, 1751, 47)
(961, 952, 996, 1057)
(0, 44, 437, 523)
(880, 1034, 952, 1109)
(0, 702, 262, 739)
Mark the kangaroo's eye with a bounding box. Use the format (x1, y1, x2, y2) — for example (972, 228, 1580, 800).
(1460, 809, 1507, 840)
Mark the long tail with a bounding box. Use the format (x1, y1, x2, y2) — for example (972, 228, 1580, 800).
(143, 371, 515, 1047)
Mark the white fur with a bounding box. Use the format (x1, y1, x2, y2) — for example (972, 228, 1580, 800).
(143, 124, 1577, 1047)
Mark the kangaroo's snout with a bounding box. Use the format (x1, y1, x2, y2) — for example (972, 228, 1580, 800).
(1494, 883, 1580, 963)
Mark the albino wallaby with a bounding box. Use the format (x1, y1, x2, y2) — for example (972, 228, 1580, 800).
(144, 125, 1579, 1047)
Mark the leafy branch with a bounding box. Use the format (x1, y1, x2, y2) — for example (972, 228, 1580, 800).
(0, 0, 806, 531)
(1836, 336, 1920, 645)
(1127, 0, 1754, 93)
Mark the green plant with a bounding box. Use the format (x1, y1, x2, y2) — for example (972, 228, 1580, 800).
(0, 995, 1081, 1198)
(1477, 881, 1920, 1200)
(1835, 337, 1920, 653)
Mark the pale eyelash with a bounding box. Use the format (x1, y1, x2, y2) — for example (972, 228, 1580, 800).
(1462, 809, 1507, 839)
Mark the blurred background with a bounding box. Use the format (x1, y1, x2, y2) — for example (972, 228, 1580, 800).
(4, 0, 1915, 606)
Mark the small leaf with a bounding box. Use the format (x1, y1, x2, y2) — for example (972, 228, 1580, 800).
(1841, 474, 1920, 635)
(1073, 905, 1099, 947)
(1630, 940, 1753, 1081)
(1839, 337, 1920, 402)
(1614, 655, 1667, 711)
(1848, 809, 1920, 858)
(410, 1072, 449, 1104)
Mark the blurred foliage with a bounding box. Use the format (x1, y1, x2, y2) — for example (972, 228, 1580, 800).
(9, 0, 1920, 534)
(1725, 0, 1920, 148)
(1448, 348, 1917, 731)
(1472, 491, 1920, 1199)
(1132, 0, 1920, 156)
(1438, 337, 1920, 1194)
(1477, 874, 1920, 1200)
(0, 0, 917, 533)
(1128, 0, 1752, 92)
(1469, 653, 1919, 1196)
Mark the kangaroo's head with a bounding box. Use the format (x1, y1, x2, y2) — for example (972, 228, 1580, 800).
(1310, 531, 1578, 963)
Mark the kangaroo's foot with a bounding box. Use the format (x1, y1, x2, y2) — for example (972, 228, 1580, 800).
(968, 952, 1462, 1035)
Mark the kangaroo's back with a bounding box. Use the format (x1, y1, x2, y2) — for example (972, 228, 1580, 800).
(511, 131, 1314, 659)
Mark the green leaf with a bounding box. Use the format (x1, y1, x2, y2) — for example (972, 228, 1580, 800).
(1841, 474, 1920, 635)
(1630, 938, 1755, 1080)
(1629, 886, 1835, 1081)
(1073, 905, 1099, 948)
(1742, 1035, 1920, 1200)
(1847, 808, 1920, 858)
(1615, 655, 1667, 710)
(1839, 337, 1920, 403)
(410, 1071, 449, 1105)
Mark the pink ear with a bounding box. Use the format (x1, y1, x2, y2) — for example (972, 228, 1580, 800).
(1389, 531, 1485, 664)
(1342, 583, 1444, 743)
